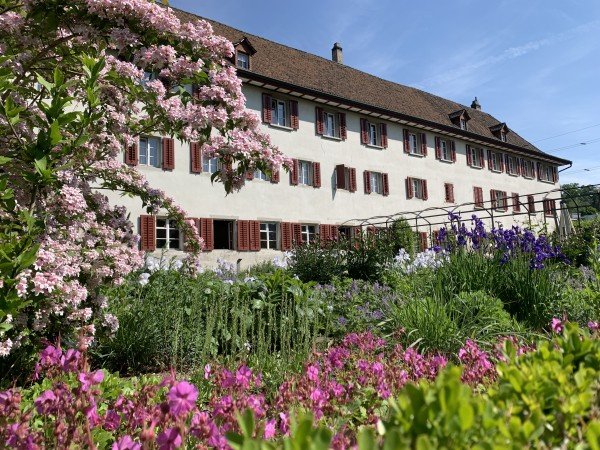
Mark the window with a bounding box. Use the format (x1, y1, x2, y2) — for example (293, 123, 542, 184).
(156, 218, 180, 250)
(336, 165, 357, 192)
(406, 177, 427, 200)
(360, 119, 387, 147)
(444, 183, 455, 203)
(538, 163, 557, 183)
(139, 137, 161, 167)
(543, 199, 556, 217)
(468, 146, 484, 168)
(370, 171, 383, 195)
(260, 222, 278, 249)
(271, 98, 287, 127)
(214, 220, 234, 250)
(404, 130, 426, 156)
(460, 118, 467, 130)
(324, 112, 337, 138)
(301, 225, 316, 244)
(254, 169, 270, 181)
(512, 193, 521, 212)
(521, 159, 535, 178)
(409, 133, 418, 154)
(440, 140, 450, 161)
(506, 155, 518, 175)
(491, 190, 508, 212)
(527, 195, 536, 213)
(369, 123, 378, 146)
(203, 156, 220, 174)
(473, 186, 484, 208)
(298, 160, 313, 186)
(236, 51, 249, 69)
(500, 130, 507, 142)
(488, 151, 503, 172)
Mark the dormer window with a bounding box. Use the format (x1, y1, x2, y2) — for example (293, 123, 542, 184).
(449, 109, 471, 131)
(236, 51, 249, 69)
(500, 130, 507, 142)
(490, 123, 509, 142)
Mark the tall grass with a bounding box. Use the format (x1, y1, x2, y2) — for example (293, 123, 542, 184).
(94, 270, 332, 374)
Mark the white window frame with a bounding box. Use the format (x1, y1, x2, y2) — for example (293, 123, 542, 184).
(323, 112, 339, 138)
(156, 218, 181, 250)
(139, 136, 161, 168)
(470, 147, 483, 168)
(260, 222, 278, 249)
(368, 122, 379, 146)
(492, 190, 508, 212)
(460, 118, 468, 130)
(301, 225, 316, 244)
(236, 51, 249, 69)
(521, 159, 535, 178)
(539, 164, 553, 182)
(440, 139, 451, 161)
(500, 130, 507, 142)
(203, 156, 220, 174)
(254, 169, 270, 181)
(298, 160, 313, 186)
(370, 171, 383, 195)
(490, 152, 502, 172)
(506, 155, 517, 175)
(271, 98, 288, 127)
(412, 178, 426, 200)
(408, 133, 420, 155)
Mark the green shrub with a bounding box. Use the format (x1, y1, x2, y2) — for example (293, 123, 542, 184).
(288, 240, 346, 284)
(558, 218, 600, 267)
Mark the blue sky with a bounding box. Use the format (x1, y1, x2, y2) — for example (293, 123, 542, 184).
(171, 0, 600, 186)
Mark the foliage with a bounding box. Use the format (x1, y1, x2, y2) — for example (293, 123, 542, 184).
(0, 0, 289, 357)
(562, 183, 600, 216)
(288, 241, 346, 285)
(559, 218, 600, 267)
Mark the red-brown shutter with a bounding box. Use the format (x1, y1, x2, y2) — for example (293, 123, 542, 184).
(466, 145, 472, 166)
(490, 189, 497, 209)
(419, 232, 428, 252)
(349, 168, 357, 192)
(363, 170, 371, 194)
(528, 195, 536, 213)
(319, 224, 330, 246)
(125, 141, 138, 166)
(515, 157, 521, 176)
(552, 166, 558, 183)
(435, 137, 441, 160)
(336, 164, 346, 190)
(250, 220, 260, 251)
(162, 138, 175, 171)
(406, 177, 414, 199)
(330, 225, 339, 241)
(271, 168, 280, 183)
(281, 222, 293, 251)
(200, 218, 214, 251)
(140, 215, 156, 252)
(290, 159, 299, 185)
(292, 223, 303, 245)
(360, 118, 368, 144)
(423, 180, 428, 200)
(382, 173, 389, 196)
(338, 113, 347, 140)
(290, 100, 299, 129)
(536, 162, 541, 181)
(237, 220, 250, 251)
(315, 107, 324, 135)
(312, 162, 321, 188)
(499, 153, 505, 172)
(246, 171, 254, 181)
(473, 187, 483, 208)
(420, 133, 427, 156)
(445, 183, 455, 203)
(450, 141, 456, 162)
(262, 93, 272, 123)
(479, 148, 485, 169)
(190, 142, 202, 173)
(403, 129, 410, 154)
(380, 123, 388, 148)
(512, 193, 521, 212)
(487, 150, 493, 171)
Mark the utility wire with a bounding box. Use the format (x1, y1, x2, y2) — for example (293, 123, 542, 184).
(547, 137, 600, 153)
(561, 165, 600, 175)
(532, 122, 600, 143)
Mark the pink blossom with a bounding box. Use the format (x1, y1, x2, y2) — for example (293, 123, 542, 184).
(112, 435, 141, 450)
(588, 321, 599, 332)
(167, 381, 198, 417)
(156, 427, 182, 450)
(264, 419, 277, 439)
(78, 370, 105, 391)
(551, 317, 564, 333)
(34, 390, 57, 414)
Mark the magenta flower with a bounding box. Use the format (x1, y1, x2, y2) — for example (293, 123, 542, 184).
(235, 365, 252, 389)
(34, 390, 56, 414)
(264, 419, 277, 439)
(78, 370, 104, 391)
(588, 321, 599, 332)
(551, 317, 564, 333)
(306, 364, 319, 382)
(112, 435, 141, 450)
(167, 380, 198, 417)
(157, 427, 182, 450)
(204, 364, 212, 380)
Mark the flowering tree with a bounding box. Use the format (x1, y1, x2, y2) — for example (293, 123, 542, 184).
(0, 0, 289, 356)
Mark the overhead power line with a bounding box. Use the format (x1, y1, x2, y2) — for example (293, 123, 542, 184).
(562, 165, 600, 175)
(547, 137, 600, 153)
(532, 122, 600, 143)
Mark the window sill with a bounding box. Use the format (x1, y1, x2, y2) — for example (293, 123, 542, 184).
(439, 158, 454, 164)
(321, 134, 343, 141)
(522, 175, 535, 180)
(269, 123, 294, 131)
(490, 168, 503, 173)
(507, 172, 519, 177)
(408, 152, 426, 158)
(539, 179, 556, 184)
(469, 165, 484, 170)
(365, 144, 384, 149)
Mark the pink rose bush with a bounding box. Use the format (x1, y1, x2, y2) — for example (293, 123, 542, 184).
(0, 0, 291, 355)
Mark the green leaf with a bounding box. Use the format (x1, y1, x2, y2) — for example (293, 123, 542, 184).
(357, 428, 376, 450)
(458, 402, 474, 431)
(237, 409, 255, 438)
(587, 420, 600, 450)
(49, 120, 62, 145)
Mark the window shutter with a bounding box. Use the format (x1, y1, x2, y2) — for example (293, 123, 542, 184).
(403, 129, 410, 154)
(319, 224, 330, 246)
(466, 145, 472, 166)
(237, 220, 250, 251)
(423, 180, 428, 200)
(487, 150, 493, 171)
(270, 168, 280, 183)
(434, 137, 441, 160)
(315, 107, 324, 135)
(490, 189, 496, 209)
(246, 171, 254, 181)
(190, 142, 202, 173)
(419, 232, 428, 252)
(499, 153, 505, 172)
(363, 170, 371, 194)
(290, 159, 299, 185)
(330, 225, 339, 241)
(250, 221, 260, 251)
(312, 162, 321, 188)
(479, 148, 485, 169)
(336, 164, 346, 190)
(125, 141, 138, 166)
(360, 118, 368, 144)
(380, 123, 388, 148)
(140, 215, 156, 252)
(289, 100, 299, 129)
(382, 173, 390, 196)
(162, 138, 175, 171)
(528, 195, 536, 213)
(515, 158, 521, 176)
(262, 93, 272, 123)
(349, 167, 357, 192)
(537, 162, 542, 181)
(552, 166, 558, 183)
(420, 133, 427, 156)
(292, 223, 303, 245)
(200, 218, 214, 251)
(406, 177, 414, 199)
(445, 183, 454, 203)
(512, 193, 521, 212)
(338, 113, 347, 140)
(450, 141, 456, 162)
(281, 222, 293, 251)
(473, 187, 482, 207)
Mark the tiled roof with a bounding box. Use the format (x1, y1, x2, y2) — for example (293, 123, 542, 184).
(172, 8, 569, 165)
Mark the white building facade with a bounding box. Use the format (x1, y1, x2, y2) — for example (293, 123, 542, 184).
(106, 10, 571, 267)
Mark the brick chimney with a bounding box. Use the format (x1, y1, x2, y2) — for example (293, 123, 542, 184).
(471, 97, 481, 110)
(332, 42, 343, 64)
